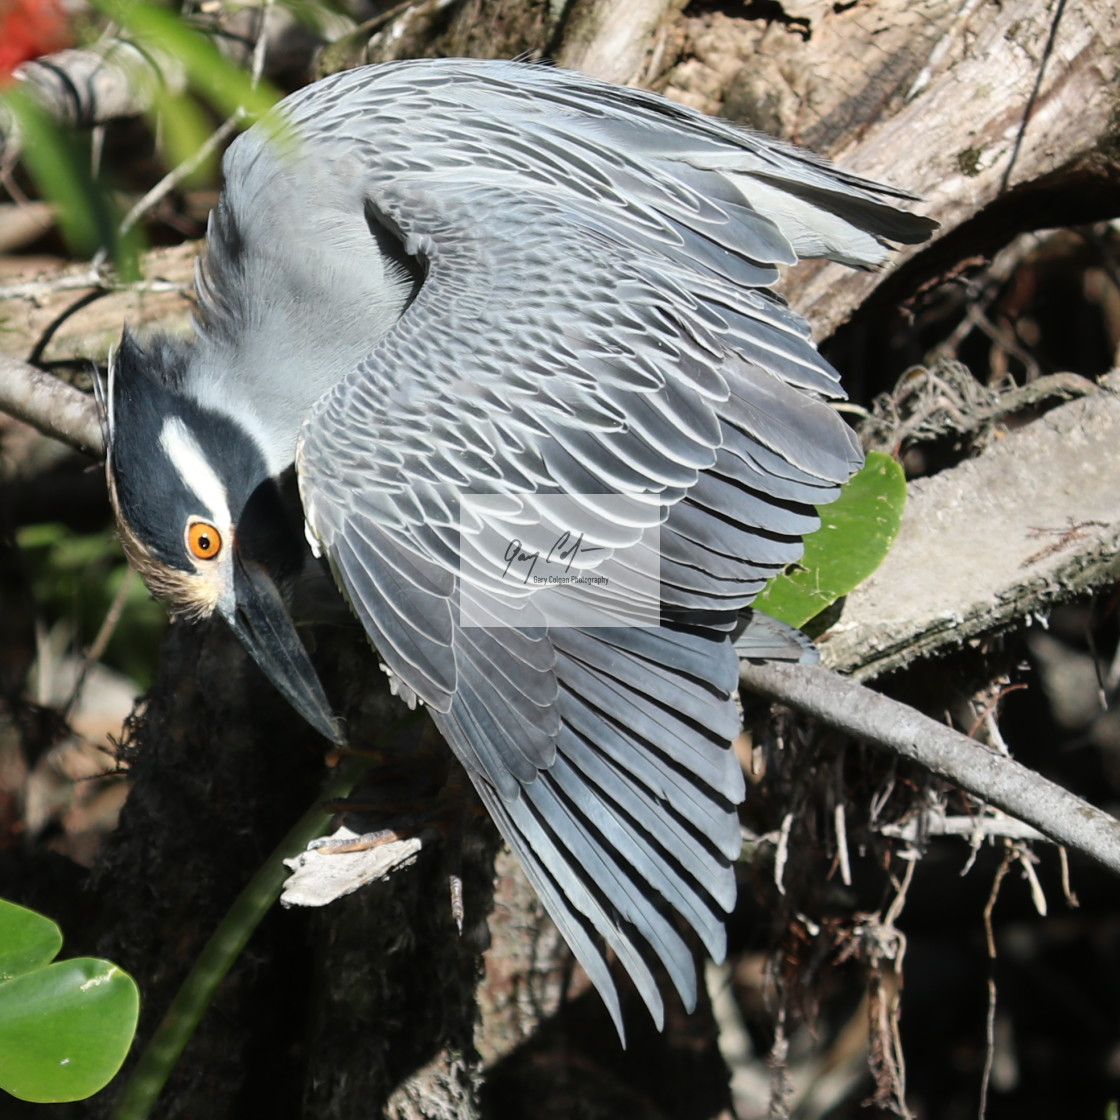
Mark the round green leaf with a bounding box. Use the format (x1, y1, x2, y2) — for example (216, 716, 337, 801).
(0, 899, 62, 980)
(753, 450, 906, 629)
(0, 958, 140, 1103)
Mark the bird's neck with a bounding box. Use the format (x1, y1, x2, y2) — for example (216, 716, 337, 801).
(191, 175, 421, 476)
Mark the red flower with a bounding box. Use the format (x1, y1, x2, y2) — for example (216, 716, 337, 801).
(0, 0, 72, 83)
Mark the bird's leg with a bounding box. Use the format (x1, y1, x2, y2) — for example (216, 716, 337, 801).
(310, 728, 484, 931)
(309, 717, 446, 852)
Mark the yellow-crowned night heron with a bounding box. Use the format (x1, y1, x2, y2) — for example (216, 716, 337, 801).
(103, 58, 934, 1036)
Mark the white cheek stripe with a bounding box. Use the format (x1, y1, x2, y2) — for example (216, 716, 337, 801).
(159, 417, 233, 529)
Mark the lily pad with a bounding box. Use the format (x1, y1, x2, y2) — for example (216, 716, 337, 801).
(0, 898, 63, 981)
(0, 900, 139, 1103)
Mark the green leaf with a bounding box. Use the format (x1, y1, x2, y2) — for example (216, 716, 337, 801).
(0, 900, 63, 981)
(0, 901, 140, 1103)
(0, 958, 140, 1103)
(94, 0, 279, 122)
(147, 86, 219, 187)
(1, 87, 139, 275)
(753, 450, 906, 629)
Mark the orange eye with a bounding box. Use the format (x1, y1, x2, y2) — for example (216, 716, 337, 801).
(187, 521, 223, 560)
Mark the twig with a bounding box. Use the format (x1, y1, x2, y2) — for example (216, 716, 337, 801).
(834, 803, 852, 886)
(740, 661, 1120, 878)
(998, 0, 1068, 194)
(980, 972, 999, 1120)
(1058, 845, 1079, 909)
(110, 116, 240, 255)
(768, 1004, 793, 1120)
(1014, 842, 1047, 917)
(28, 289, 109, 365)
(1022, 519, 1109, 568)
(879, 812, 1046, 845)
(0, 271, 187, 302)
(63, 568, 136, 723)
(978, 850, 1013, 1120)
(774, 811, 793, 896)
(0, 354, 102, 455)
(884, 857, 915, 931)
(856, 860, 915, 1118)
(966, 681, 1027, 741)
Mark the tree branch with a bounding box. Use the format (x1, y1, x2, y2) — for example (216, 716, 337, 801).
(0, 353, 102, 456)
(740, 660, 1120, 877)
(0, 246, 195, 363)
(784, 0, 1119, 336)
(878, 811, 1047, 845)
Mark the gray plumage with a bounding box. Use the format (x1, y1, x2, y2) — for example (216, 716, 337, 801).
(105, 58, 934, 1038)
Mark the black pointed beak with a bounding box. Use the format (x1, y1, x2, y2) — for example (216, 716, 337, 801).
(222, 556, 343, 743)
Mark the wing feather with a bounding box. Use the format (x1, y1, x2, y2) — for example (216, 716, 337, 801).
(549, 743, 727, 958)
(480, 786, 659, 1036)
(328, 532, 456, 708)
(272, 58, 935, 1029)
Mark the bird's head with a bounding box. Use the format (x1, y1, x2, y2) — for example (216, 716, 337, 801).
(104, 328, 341, 742)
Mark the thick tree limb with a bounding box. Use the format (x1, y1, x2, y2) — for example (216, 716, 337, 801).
(0, 245, 196, 367)
(554, 0, 678, 86)
(3, 40, 185, 152)
(664, 0, 1120, 337)
(741, 660, 1120, 877)
(822, 372, 1120, 679)
(1, 0, 1113, 377)
(0, 353, 102, 456)
(788, 0, 1120, 335)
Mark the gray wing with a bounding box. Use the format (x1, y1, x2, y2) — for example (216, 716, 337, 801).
(289, 59, 929, 1034)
